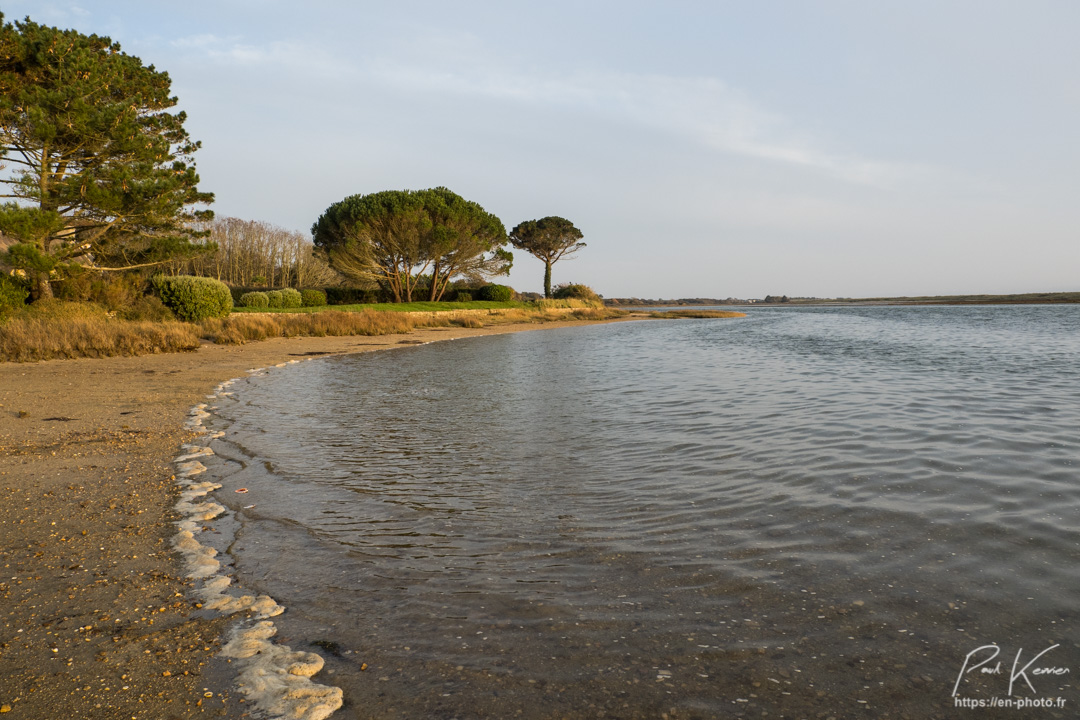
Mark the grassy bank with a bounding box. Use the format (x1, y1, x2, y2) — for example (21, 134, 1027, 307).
(232, 300, 525, 314)
(230, 298, 602, 313)
(0, 301, 627, 362)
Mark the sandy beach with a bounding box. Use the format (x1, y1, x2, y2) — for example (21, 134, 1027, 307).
(0, 316, 640, 719)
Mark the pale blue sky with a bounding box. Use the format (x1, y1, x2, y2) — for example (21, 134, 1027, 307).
(8, 1, 1079, 298)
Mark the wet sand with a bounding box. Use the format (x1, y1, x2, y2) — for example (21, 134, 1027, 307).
(0, 316, 641, 719)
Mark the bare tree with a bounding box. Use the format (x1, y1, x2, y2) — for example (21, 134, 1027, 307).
(174, 217, 340, 287)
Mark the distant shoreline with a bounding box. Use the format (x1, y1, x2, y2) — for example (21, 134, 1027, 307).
(608, 290, 1080, 307)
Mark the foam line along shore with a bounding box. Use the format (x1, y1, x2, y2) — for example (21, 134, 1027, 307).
(175, 369, 342, 720)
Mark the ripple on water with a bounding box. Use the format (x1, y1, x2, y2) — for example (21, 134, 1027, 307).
(208, 306, 1080, 718)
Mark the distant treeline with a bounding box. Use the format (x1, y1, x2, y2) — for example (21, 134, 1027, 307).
(606, 297, 747, 306)
(607, 292, 1080, 307)
(816, 291, 1080, 305)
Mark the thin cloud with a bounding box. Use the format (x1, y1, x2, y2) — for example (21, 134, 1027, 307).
(170, 33, 345, 78)
(369, 62, 921, 187)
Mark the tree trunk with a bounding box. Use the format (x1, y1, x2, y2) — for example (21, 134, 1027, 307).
(33, 272, 54, 301)
(428, 262, 440, 302)
(544, 261, 552, 299)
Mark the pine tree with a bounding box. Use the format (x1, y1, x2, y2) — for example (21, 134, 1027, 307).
(0, 13, 213, 298)
(509, 216, 585, 298)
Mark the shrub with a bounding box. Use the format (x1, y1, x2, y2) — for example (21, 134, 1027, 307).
(280, 288, 303, 308)
(325, 287, 381, 305)
(118, 295, 175, 322)
(454, 291, 472, 303)
(477, 284, 513, 302)
(239, 291, 269, 308)
(265, 290, 284, 308)
(150, 275, 232, 321)
(301, 289, 327, 307)
(55, 271, 148, 310)
(0, 274, 30, 315)
(552, 283, 599, 301)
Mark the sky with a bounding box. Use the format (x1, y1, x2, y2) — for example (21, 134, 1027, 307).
(6, 1, 1079, 299)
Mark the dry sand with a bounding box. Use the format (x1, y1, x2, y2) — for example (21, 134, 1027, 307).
(0, 316, 643, 719)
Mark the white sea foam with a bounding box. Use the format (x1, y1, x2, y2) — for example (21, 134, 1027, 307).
(175, 460, 207, 478)
(221, 621, 343, 720)
(172, 363, 342, 719)
(175, 445, 215, 462)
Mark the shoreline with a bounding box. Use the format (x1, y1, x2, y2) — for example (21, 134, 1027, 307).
(0, 315, 642, 718)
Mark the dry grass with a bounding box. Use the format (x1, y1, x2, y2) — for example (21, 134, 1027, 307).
(449, 315, 485, 329)
(0, 315, 201, 362)
(568, 307, 628, 320)
(0, 301, 631, 362)
(197, 309, 425, 344)
(648, 309, 747, 319)
(534, 298, 605, 310)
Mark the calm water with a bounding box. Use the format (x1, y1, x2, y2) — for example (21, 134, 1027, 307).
(204, 306, 1080, 719)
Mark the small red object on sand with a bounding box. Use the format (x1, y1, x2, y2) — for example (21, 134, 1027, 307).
(235, 488, 248, 494)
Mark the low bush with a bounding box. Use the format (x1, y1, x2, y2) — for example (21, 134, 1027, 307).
(552, 283, 600, 301)
(280, 288, 303, 308)
(452, 291, 472, 302)
(239, 291, 269, 308)
(150, 275, 233, 321)
(0, 275, 29, 315)
(325, 287, 382, 305)
(265, 290, 284, 308)
(118, 295, 175, 322)
(477, 284, 513, 302)
(301, 289, 327, 307)
(55, 271, 147, 309)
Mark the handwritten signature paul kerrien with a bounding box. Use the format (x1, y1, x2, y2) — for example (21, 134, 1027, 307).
(953, 644, 1070, 697)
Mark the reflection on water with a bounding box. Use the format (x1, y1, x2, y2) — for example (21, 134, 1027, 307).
(205, 306, 1080, 718)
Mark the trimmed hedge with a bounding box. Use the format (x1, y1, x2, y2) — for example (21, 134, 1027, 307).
(265, 290, 283, 308)
(454, 291, 472, 302)
(477, 284, 513, 302)
(301, 289, 327, 307)
(279, 288, 302, 308)
(151, 275, 232, 321)
(239, 291, 269, 308)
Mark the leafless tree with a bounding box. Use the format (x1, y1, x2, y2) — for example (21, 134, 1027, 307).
(171, 217, 340, 287)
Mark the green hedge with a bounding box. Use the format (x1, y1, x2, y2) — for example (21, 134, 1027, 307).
(301, 289, 327, 307)
(265, 290, 283, 308)
(239, 291, 269, 308)
(150, 275, 232, 321)
(477, 284, 513, 302)
(280, 288, 302, 308)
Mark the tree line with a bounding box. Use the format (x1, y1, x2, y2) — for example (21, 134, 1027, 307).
(168, 217, 339, 289)
(0, 13, 590, 304)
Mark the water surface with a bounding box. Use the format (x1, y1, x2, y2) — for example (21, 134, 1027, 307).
(206, 306, 1080, 718)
